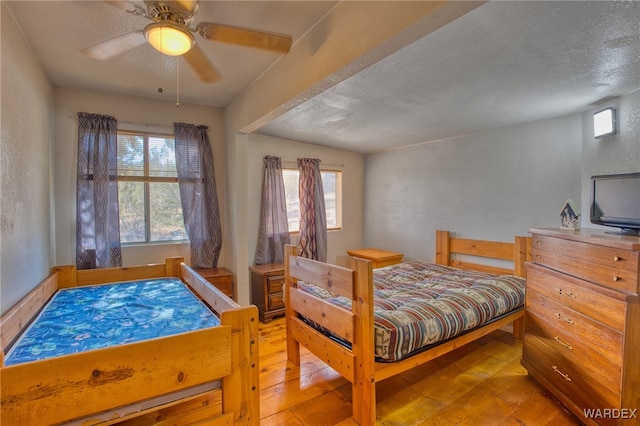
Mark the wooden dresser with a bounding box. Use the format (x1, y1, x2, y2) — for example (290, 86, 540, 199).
(523, 228, 640, 425)
(250, 263, 285, 323)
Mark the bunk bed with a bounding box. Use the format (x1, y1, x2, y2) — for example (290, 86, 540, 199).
(1, 257, 259, 425)
(284, 230, 531, 425)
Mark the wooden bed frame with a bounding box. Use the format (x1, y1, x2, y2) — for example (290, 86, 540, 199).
(0, 257, 259, 425)
(284, 230, 531, 425)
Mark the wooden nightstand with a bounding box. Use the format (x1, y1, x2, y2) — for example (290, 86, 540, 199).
(250, 263, 285, 323)
(346, 248, 404, 268)
(193, 267, 234, 300)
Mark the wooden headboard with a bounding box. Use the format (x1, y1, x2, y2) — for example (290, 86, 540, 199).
(435, 230, 531, 277)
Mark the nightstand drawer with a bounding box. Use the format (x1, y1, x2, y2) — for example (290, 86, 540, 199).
(269, 292, 284, 310)
(194, 267, 234, 299)
(267, 276, 284, 294)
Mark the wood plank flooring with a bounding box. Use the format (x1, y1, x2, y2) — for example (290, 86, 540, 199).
(258, 317, 580, 425)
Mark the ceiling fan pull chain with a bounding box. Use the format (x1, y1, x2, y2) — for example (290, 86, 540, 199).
(176, 56, 180, 108)
(158, 51, 164, 94)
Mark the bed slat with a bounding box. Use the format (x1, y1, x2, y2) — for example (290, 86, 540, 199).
(288, 255, 354, 299)
(0, 273, 58, 359)
(53, 263, 173, 288)
(450, 237, 515, 261)
(449, 260, 512, 276)
(289, 287, 354, 342)
(288, 316, 356, 383)
(1, 327, 231, 425)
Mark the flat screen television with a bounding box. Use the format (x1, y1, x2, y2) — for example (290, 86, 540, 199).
(590, 172, 640, 236)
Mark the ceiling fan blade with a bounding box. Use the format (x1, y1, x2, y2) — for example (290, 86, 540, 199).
(81, 31, 147, 60)
(197, 23, 292, 54)
(104, 0, 147, 16)
(183, 44, 221, 83)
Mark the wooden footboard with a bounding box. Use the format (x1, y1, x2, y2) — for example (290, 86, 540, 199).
(285, 231, 531, 425)
(0, 258, 259, 425)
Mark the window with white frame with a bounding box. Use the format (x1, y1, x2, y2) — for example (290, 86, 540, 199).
(282, 168, 342, 232)
(116, 131, 188, 243)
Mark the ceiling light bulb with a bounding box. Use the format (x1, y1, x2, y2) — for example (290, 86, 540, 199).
(145, 22, 194, 56)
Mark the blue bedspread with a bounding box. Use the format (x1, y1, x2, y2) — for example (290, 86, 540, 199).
(5, 278, 220, 366)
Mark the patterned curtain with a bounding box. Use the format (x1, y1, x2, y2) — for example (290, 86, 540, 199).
(297, 158, 327, 261)
(254, 156, 290, 264)
(174, 123, 222, 268)
(76, 112, 122, 269)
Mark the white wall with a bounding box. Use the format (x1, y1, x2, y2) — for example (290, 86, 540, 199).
(1, 4, 55, 315)
(580, 91, 640, 229)
(363, 114, 584, 262)
(53, 87, 225, 267)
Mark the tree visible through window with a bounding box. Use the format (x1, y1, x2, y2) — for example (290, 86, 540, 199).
(117, 131, 188, 243)
(282, 169, 342, 232)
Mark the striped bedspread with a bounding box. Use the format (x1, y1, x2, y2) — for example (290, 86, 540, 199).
(297, 261, 525, 362)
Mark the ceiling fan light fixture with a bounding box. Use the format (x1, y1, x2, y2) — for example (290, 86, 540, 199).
(144, 22, 194, 56)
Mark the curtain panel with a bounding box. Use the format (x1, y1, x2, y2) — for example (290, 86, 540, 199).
(174, 123, 222, 268)
(297, 158, 327, 261)
(76, 112, 122, 269)
(254, 156, 290, 264)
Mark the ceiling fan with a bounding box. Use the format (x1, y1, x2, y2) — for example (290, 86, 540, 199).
(81, 0, 293, 83)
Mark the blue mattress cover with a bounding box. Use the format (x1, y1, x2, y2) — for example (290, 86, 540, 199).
(5, 278, 220, 366)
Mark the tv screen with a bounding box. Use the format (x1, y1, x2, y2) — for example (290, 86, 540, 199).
(590, 172, 640, 235)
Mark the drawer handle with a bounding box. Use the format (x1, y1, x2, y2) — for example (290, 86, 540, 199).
(613, 275, 620, 282)
(614, 255, 621, 262)
(558, 288, 575, 299)
(555, 313, 574, 325)
(554, 336, 573, 350)
(536, 240, 542, 245)
(552, 365, 572, 382)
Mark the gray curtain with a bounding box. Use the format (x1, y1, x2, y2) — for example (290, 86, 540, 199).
(76, 112, 122, 269)
(254, 156, 290, 265)
(174, 122, 222, 268)
(297, 158, 327, 261)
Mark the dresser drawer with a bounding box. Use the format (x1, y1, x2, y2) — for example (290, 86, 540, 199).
(525, 287, 623, 364)
(523, 333, 621, 411)
(526, 263, 627, 331)
(524, 308, 622, 394)
(531, 235, 639, 293)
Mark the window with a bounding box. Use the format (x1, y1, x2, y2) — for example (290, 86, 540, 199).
(117, 131, 188, 243)
(282, 169, 342, 232)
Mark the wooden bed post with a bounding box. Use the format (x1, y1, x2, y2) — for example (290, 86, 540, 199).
(512, 235, 531, 339)
(52, 265, 77, 288)
(352, 256, 375, 425)
(284, 244, 301, 366)
(221, 306, 260, 425)
(435, 230, 451, 265)
(164, 257, 183, 278)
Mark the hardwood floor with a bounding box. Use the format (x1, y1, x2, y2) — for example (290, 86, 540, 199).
(258, 317, 581, 425)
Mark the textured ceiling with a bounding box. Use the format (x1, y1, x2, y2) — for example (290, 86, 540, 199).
(6, 0, 337, 107)
(256, 1, 640, 153)
(7, 1, 640, 153)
